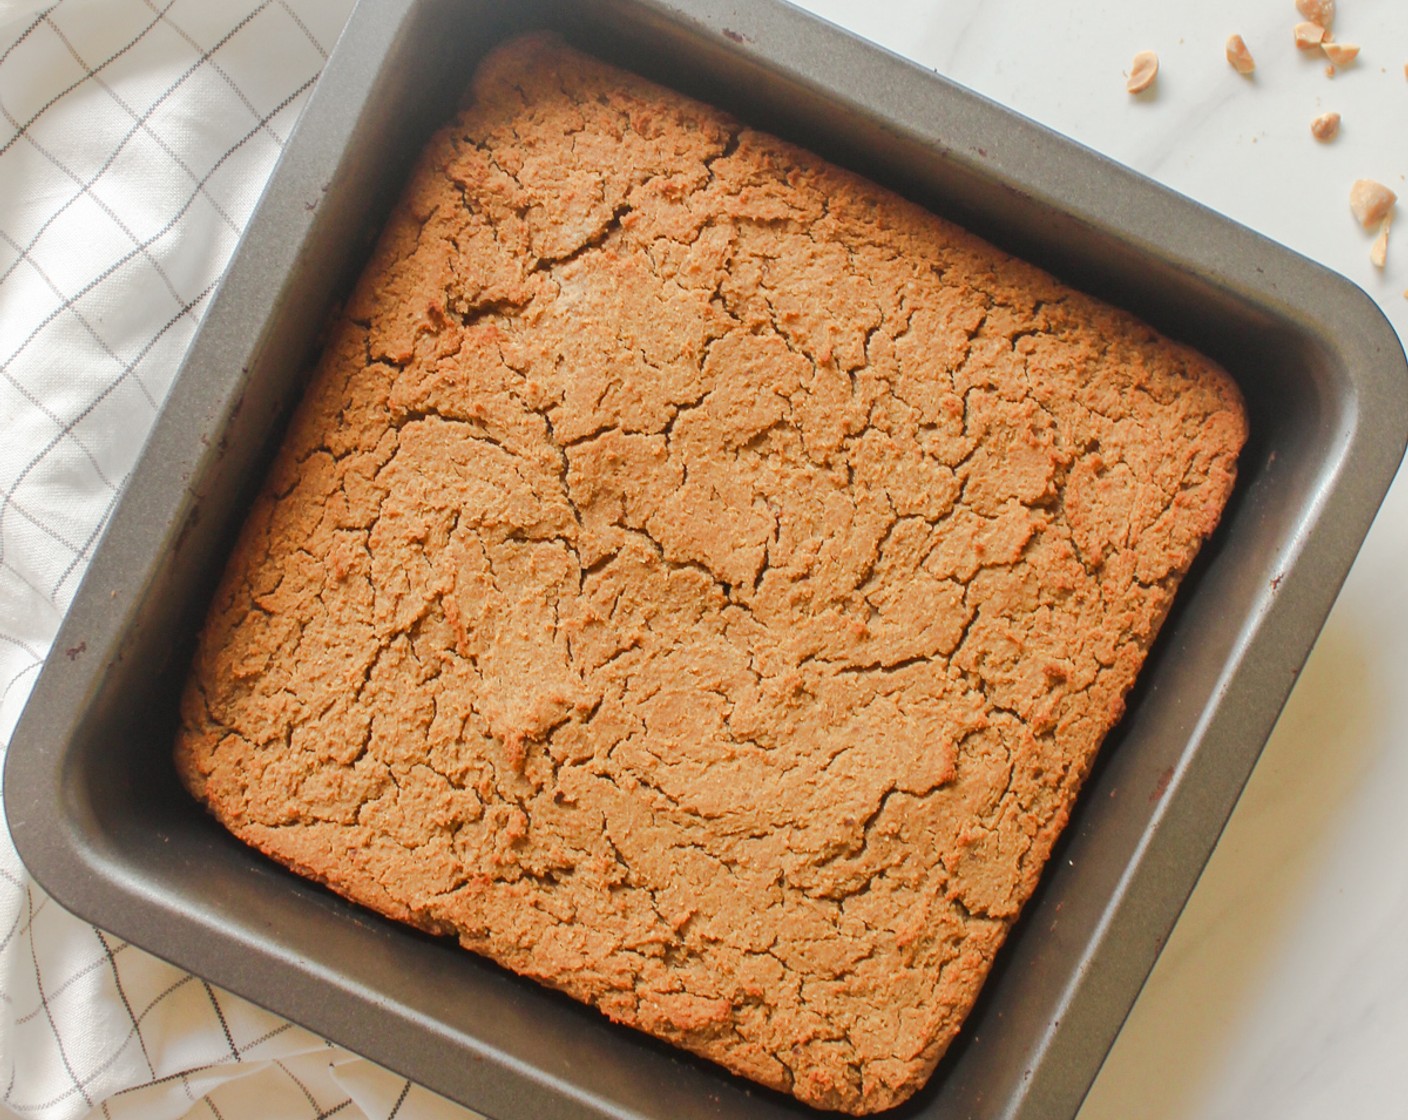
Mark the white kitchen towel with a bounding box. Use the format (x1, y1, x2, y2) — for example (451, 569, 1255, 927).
(0, 2, 479, 1117)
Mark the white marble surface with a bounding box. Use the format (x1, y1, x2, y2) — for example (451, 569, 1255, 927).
(787, 0, 1408, 1115)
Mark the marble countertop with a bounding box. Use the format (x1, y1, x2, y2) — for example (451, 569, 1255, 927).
(787, 0, 1408, 1115)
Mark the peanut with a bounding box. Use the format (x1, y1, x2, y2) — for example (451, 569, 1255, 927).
(1296, 0, 1335, 32)
(1226, 34, 1256, 74)
(1310, 111, 1341, 141)
(1371, 216, 1392, 269)
(1350, 180, 1397, 227)
(1294, 21, 1326, 49)
(1127, 50, 1159, 94)
(1322, 41, 1360, 66)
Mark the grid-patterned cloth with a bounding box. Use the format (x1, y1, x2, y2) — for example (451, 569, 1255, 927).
(0, 2, 479, 1117)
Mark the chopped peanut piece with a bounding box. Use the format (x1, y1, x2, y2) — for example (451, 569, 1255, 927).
(1294, 21, 1326, 49)
(1127, 50, 1159, 93)
(1322, 41, 1360, 65)
(1310, 111, 1341, 140)
(1296, 0, 1335, 31)
(1226, 34, 1256, 74)
(1351, 180, 1397, 227)
(1371, 216, 1392, 269)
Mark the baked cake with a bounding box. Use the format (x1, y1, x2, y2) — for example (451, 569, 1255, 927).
(175, 34, 1247, 1114)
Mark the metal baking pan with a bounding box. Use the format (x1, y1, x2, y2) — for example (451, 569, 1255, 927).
(7, 0, 1406, 1117)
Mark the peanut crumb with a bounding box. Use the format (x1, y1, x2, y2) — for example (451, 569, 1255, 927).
(1310, 111, 1341, 141)
(1294, 21, 1326, 49)
(1371, 216, 1392, 269)
(1322, 41, 1360, 66)
(1296, 0, 1336, 31)
(1351, 180, 1397, 227)
(1127, 50, 1159, 94)
(1226, 35, 1256, 74)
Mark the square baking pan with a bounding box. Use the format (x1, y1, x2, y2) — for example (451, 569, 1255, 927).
(7, 0, 1407, 1117)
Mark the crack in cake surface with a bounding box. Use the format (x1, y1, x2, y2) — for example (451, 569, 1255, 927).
(175, 33, 1246, 1115)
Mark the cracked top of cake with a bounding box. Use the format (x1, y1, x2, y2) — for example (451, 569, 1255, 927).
(175, 33, 1247, 1115)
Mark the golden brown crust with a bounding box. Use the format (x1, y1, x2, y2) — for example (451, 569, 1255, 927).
(175, 33, 1246, 1114)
